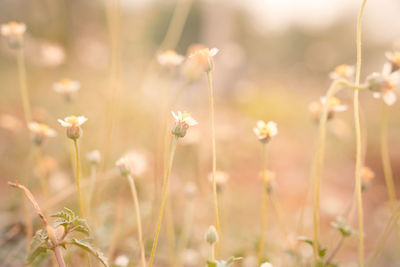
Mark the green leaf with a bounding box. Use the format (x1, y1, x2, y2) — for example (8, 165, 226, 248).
(70, 238, 109, 267)
(206, 257, 242, 267)
(225, 256, 243, 264)
(206, 261, 217, 267)
(27, 229, 50, 264)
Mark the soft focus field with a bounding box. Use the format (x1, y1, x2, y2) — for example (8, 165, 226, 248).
(1, 0, 400, 267)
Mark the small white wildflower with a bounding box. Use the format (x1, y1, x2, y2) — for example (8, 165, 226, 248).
(329, 64, 355, 81)
(367, 63, 399, 106)
(116, 151, 148, 177)
(1, 21, 26, 48)
(53, 79, 81, 101)
(253, 120, 278, 142)
(114, 255, 129, 267)
(27, 122, 57, 145)
(86, 150, 101, 165)
(157, 50, 185, 67)
(171, 111, 198, 138)
(57, 115, 88, 139)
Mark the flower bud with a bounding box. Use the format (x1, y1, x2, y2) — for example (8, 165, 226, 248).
(205, 225, 219, 245)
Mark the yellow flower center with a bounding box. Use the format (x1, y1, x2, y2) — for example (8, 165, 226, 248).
(334, 64, 350, 77)
(65, 116, 79, 125)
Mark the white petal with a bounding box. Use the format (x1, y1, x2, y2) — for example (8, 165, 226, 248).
(383, 91, 397, 106)
(27, 122, 39, 131)
(209, 48, 219, 57)
(256, 120, 265, 129)
(382, 62, 392, 76)
(333, 105, 348, 112)
(58, 119, 71, 127)
(77, 116, 88, 126)
(171, 111, 179, 121)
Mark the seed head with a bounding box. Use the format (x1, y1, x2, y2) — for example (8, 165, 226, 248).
(205, 225, 219, 245)
(171, 111, 198, 138)
(57, 115, 87, 140)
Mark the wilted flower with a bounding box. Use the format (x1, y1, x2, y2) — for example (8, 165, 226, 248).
(27, 122, 56, 145)
(367, 64, 399, 106)
(86, 150, 101, 165)
(205, 225, 219, 245)
(1, 21, 26, 48)
(171, 111, 198, 138)
(208, 170, 229, 191)
(329, 64, 355, 81)
(57, 115, 88, 140)
(253, 120, 278, 142)
(157, 50, 184, 68)
(361, 166, 375, 191)
(116, 151, 148, 177)
(114, 255, 129, 267)
(385, 51, 400, 73)
(187, 44, 219, 73)
(53, 79, 81, 101)
(309, 96, 347, 122)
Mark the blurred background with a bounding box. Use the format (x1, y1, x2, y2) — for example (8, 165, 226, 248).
(1, 0, 400, 266)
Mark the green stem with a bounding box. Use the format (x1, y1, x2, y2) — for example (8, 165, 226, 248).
(73, 139, 84, 218)
(312, 79, 344, 261)
(17, 43, 31, 123)
(380, 102, 397, 208)
(127, 175, 146, 267)
(258, 143, 268, 264)
(207, 71, 221, 255)
(148, 136, 179, 267)
(354, 1, 367, 266)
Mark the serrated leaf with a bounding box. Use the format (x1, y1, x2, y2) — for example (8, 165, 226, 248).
(70, 238, 108, 267)
(225, 256, 242, 264)
(27, 229, 50, 264)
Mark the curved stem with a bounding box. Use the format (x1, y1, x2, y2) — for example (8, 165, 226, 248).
(380, 102, 397, 208)
(127, 175, 146, 267)
(207, 71, 221, 255)
(325, 236, 345, 265)
(354, 1, 367, 266)
(270, 193, 291, 247)
(73, 139, 84, 218)
(148, 136, 179, 267)
(17, 44, 31, 123)
(312, 79, 344, 261)
(257, 143, 268, 264)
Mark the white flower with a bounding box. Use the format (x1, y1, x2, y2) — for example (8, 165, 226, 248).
(367, 63, 399, 106)
(171, 111, 198, 137)
(86, 150, 101, 165)
(116, 151, 148, 177)
(53, 79, 81, 100)
(385, 51, 400, 72)
(157, 50, 185, 67)
(187, 45, 219, 72)
(253, 120, 278, 142)
(1, 22, 26, 37)
(208, 171, 229, 187)
(260, 262, 274, 267)
(320, 96, 348, 112)
(28, 122, 56, 145)
(114, 255, 129, 267)
(329, 64, 355, 81)
(309, 96, 347, 122)
(57, 115, 88, 139)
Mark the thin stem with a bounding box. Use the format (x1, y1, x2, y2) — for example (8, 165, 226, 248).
(210, 243, 216, 261)
(207, 71, 221, 255)
(17, 44, 31, 123)
(366, 205, 400, 266)
(54, 247, 67, 267)
(312, 79, 344, 261)
(270, 193, 291, 247)
(380, 102, 397, 208)
(325, 236, 345, 264)
(257, 143, 268, 264)
(73, 139, 84, 218)
(127, 175, 146, 267)
(354, 1, 367, 266)
(148, 136, 179, 267)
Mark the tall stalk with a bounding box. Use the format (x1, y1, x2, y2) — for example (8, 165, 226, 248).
(148, 136, 179, 267)
(258, 143, 268, 264)
(312, 79, 343, 261)
(207, 71, 221, 253)
(127, 175, 146, 267)
(380, 102, 397, 208)
(17, 44, 31, 123)
(73, 139, 84, 217)
(353, 1, 367, 266)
